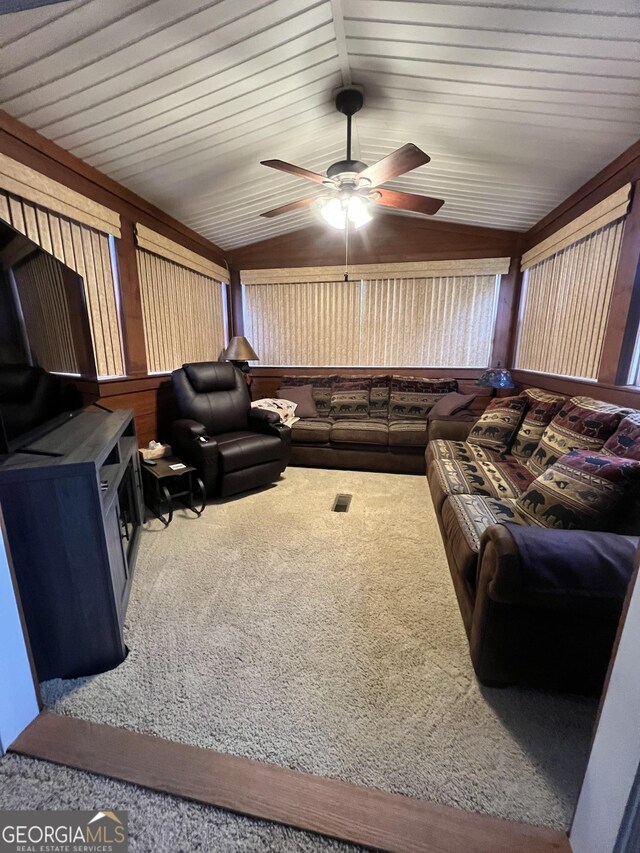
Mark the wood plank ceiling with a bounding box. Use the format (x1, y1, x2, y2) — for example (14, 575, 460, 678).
(1, 0, 639, 249)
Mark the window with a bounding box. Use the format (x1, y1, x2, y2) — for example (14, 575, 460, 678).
(137, 249, 228, 374)
(242, 271, 501, 367)
(515, 219, 625, 381)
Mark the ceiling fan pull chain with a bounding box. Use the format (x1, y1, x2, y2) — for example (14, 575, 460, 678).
(344, 219, 349, 281)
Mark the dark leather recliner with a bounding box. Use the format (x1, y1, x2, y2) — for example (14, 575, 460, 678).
(171, 362, 291, 497)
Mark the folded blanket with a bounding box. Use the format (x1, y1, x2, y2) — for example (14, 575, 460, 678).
(502, 522, 638, 598)
(251, 398, 299, 427)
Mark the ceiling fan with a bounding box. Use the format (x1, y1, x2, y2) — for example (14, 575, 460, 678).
(259, 88, 444, 229)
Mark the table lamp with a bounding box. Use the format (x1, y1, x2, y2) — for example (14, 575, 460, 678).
(221, 336, 258, 376)
(476, 367, 515, 390)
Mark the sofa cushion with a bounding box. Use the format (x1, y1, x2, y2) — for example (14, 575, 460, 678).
(330, 378, 371, 419)
(279, 375, 336, 417)
(603, 414, 640, 460)
(291, 418, 333, 444)
(276, 384, 318, 418)
(330, 419, 389, 446)
(389, 376, 458, 420)
(388, 420, 429, 448)
(369, 375, 391, 419)
(526, 396, 626, 477)
(511, 389, 567, 462)
(216, 431, 284, 473)
(517, 449, 640, 531)
(428, 391, 477, 419)
(467, 396, 527, 452)
(431, 447, 534, 503)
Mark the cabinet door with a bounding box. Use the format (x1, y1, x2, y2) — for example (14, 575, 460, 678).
(104, 501, 128, 625)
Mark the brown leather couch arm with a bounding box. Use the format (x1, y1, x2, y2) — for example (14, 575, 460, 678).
(477, 524, 636, 613)
(469, 523, 636, 692)
(427, 413, 475, 442)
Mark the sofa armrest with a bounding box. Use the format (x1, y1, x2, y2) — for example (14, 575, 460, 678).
(428, 414, 475, 442)
(478, 523, 637, 613)
(469, 523, 637, 691)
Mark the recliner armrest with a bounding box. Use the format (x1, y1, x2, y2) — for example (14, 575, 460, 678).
(249, 407, 281, 426)
(171, 419, 219, 467)
(248, 408, 292, 445)
(173, 418, 208, 439)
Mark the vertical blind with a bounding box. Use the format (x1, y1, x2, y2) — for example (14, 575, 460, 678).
(244, 280, 362, 366)
(360, 275, 499, 367)
(0, 192, 124, 378)
(136, 249, 227, 373)
(12, 253, 79, 375)
(243, 274, 500, 367)
(515, 219, 625, 380)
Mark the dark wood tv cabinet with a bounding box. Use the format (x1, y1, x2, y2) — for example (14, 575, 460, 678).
(0, 409, 144, 681)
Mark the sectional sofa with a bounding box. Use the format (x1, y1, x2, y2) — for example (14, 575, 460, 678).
(276, 373, 488, 474)
(426, 389, 640, 694)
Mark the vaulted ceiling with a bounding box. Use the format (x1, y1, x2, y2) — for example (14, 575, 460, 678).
(1, 0, 639, 250)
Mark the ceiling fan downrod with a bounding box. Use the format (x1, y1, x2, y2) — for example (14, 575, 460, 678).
(327, 89, 367, 180)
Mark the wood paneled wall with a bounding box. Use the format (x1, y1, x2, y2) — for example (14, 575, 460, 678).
(228, 215, 521, 270)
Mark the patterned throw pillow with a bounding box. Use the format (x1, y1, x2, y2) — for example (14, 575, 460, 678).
(329, 378, 371, 419)
(526, 396, 626, 477)
(389, 377, 458, 421)
(602, 414, 640, 460)
(369, 375, 391, 419)
(280, 375, 336, 417)
(516, 450, 640, 530)
(467, 396, 527, 452)
(511, 389, 567, 463)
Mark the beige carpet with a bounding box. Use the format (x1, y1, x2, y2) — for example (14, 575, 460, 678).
(41, 467, 596, 831)
(0, 754, 358, 852)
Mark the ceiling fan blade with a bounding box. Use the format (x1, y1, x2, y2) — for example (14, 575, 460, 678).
(371, 188, 444, 216)
(260, 195, 322, 218)
(261, 159, 328, 185)
(357, 144, 431, 188)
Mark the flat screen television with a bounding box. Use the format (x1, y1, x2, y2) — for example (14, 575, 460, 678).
(0, 364, 86, 456)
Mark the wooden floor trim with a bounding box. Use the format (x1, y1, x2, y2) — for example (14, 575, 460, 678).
(9, 712, 570, 853)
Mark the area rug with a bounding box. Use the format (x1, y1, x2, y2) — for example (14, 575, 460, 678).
(40, 467, 596, 830)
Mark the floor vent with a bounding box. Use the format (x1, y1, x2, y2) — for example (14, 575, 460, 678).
(332, 494, 352, 513)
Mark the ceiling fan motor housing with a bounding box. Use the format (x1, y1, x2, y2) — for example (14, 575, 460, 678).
(326, 159, 369, 179)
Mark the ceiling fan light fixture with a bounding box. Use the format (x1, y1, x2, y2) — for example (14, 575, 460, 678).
(319, 195, 372, 230)
(320, 197, 347, 229)
(347, 195, 372, 228)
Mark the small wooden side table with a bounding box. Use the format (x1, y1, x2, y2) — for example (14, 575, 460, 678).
(140, 454, 206, 527)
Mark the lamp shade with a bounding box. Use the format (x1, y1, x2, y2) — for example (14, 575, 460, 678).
(222, 336, 259, 362)
(476, 368, 515, 389)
